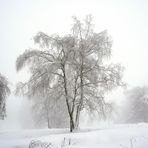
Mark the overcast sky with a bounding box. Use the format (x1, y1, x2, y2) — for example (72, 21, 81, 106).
(0, 0, 148, 129)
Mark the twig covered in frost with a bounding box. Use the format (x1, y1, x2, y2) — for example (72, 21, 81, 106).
(120, 137, 136, 148)
(61, 137, 72, 148)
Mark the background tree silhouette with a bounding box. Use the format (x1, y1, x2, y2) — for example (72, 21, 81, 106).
(0, 73, 10, 119)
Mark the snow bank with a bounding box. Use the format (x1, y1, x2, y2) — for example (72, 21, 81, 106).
(0, 123, 148, 148)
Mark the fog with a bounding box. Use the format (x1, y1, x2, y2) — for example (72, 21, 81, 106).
(0, 0, 148, 130)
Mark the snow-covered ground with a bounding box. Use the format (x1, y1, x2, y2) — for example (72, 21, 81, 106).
(0, 123, 148, 148)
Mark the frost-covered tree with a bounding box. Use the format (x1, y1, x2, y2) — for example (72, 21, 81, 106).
(16, 15, 124, 132)
(30, 85, 69, 128)
(121, 87, 148, 123)
(16, 74, 69, 128)
(0, 73, 10, 119)
(31, 94, 69, 128)
(70, 16, 124, 129)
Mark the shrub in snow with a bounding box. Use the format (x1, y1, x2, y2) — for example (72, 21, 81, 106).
(29, 140, 53, 148)
(29, 138, 72, 148)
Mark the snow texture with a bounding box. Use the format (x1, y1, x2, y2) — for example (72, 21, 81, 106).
(0, 123, 148, 148)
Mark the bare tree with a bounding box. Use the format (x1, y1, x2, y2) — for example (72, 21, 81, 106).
(16, 35, 76, 131)
(0, 73, 10, 119)
(16, 15, 124, 132)
(69, 15, 124, 129)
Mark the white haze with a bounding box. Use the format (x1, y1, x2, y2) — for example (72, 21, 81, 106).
(0, 0, 148, 129)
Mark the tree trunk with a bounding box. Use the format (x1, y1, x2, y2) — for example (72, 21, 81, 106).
(70, 115, 75, 132)
(47, 117, 51, 129)
(75, 54, 84, 129)
(46, 108, 51, 129)
(75, 106, 80, 129)
(62, 64, 75, 132)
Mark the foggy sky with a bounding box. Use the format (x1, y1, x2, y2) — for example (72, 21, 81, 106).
(0, 0, 148, 129)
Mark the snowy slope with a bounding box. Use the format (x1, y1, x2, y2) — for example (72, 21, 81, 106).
(0, 123, 148, 148)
